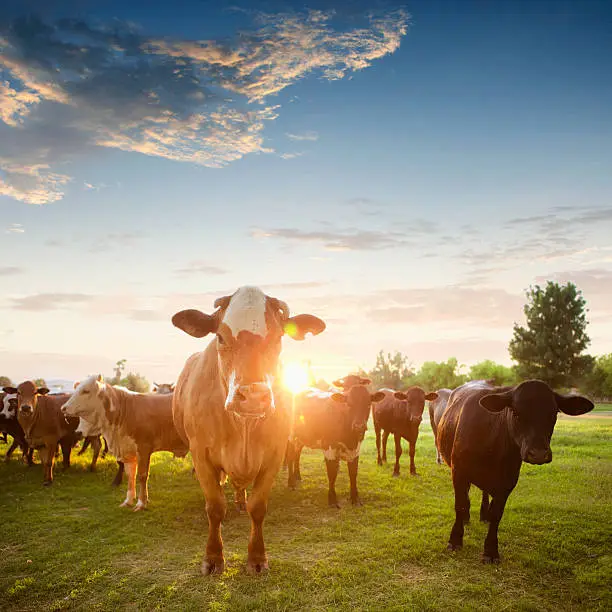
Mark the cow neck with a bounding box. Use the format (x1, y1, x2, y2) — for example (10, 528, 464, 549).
(22, 398, 44, 441)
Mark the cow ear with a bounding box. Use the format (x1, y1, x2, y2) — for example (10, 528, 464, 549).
(284, 314, 326, 340)
(479, 391, 512, 413)
(425, 392, 438, 401)
(172, 309, 217, 338)
(371, 391, 386, 403)
(330, 393, 346, 403)
(554, 393, 594, 416)
(37, 387, 50, 395)
(394, 392, 407, 400)
(3, 386, 17, 394)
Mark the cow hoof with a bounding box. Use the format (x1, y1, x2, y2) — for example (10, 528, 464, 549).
(392, 472, 400, 478)
(328, 501, 341, 509)
(351, 498, 363, 507)
(377, 459, 382, 466)
(120, 500, 134, 508)
(43, 481, 53, 487)
(481, 554, 501, 565)
(202, 559, 225, 576)
(133, 502, 147, 512)
(247, 560, 269, 575)
(447, 543, 462, 551)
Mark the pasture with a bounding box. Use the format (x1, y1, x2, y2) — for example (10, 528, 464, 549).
(1, 416, 610, 611)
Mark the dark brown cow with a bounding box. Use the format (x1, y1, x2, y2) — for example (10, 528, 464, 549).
(172, 285, 325, 575)
(1, 391, 34, 465)
(287, 386, 385, 507)
(437, 379, 594, 563)
(373, 387, 438, 476)
(3, 382, 80, 485)
(63, 375, 188, 510)
(428, 388, 452, 464)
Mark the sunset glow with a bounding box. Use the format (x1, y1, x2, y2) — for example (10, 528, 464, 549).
(282, 362, 311, 395)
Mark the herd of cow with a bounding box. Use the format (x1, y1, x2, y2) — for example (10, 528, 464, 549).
(0, 286, 596, 576)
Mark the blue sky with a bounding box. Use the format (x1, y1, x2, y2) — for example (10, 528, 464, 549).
(1, 0, 611, 385)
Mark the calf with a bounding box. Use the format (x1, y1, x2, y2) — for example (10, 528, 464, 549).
(0, 391, 34, 465)
(288, 386, 385, 507)
(373, 387, 438, 476)
(62, 375, 189, 510)
(3, 382, 80, 484)
(428, 388, 452, 464)
(437, 379, 593, 563)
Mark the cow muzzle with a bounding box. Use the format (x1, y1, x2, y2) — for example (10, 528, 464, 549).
(226, 381, 275, 418)
(524, 447, 552, 465)
(20, 405, 33, 415)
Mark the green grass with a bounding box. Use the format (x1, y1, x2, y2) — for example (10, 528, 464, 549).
(1, 417, 611, 611)
(593, 403, 612, 413)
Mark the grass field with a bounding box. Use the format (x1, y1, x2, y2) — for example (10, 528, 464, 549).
(1, 416, 610, 611)
(593, 403, 612, 413)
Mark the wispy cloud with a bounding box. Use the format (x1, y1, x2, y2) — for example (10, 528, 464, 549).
(286, 131, 319, 141)
(174, 261, 229, 276)
(279, 152, 303, 159)
(5, 223, 25, 234)
(0, 7, 409, 204)
(0, 266, 24, 276)
(9, 293, 93, 312)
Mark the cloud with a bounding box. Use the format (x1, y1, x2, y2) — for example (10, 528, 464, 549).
(0, 7, 409, 204)
(251, 226, 409, 250)
(286, 131, 318, 141)
(9, 293, 93, 311)
(89, 232, 146, 253)
(0, 266, 24, 276)
(174, 261, 229, 276)
(279, 151, 303, 159)
(5, 223, 25, 234)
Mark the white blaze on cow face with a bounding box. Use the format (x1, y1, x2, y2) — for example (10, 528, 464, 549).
(1, 394, 17, 419)
(222, 286, 268, 338)
(62, 375, 105, 421)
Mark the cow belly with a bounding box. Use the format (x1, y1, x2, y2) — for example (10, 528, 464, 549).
(324, 441, 361, 462)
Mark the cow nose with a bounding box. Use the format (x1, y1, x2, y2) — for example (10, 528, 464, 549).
(526, 448, 552, 464)
(21, 405, 32, 414)
(228, 382, 274, 416)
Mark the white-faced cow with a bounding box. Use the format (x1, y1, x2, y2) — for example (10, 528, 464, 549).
(62, 375, 188, 509)
(373, 387, 438, 476)
(0, 391, 34, 465)
(287, 386, 385, 507)
(4, 382, 79, 485)
(437, 379, 594, 563)
(172, 285, 325, 575)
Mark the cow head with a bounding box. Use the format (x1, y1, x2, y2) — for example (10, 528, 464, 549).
(332, 375, 371, 390)
(3, 381, 49, 419)
(331, 386, 385, 438)
(479, 379, 594, 464)
(172, 286, 326, 418)
(153, 382, 175, 394)
(62, 374, 105, 421)
(1, 391, 18, 421)
(394, 387, 438, 423)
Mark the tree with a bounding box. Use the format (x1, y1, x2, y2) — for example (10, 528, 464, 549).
(33, 378, 47, 388)
(509, 281, 591, 387)
(469, 360, 518, 386)
(114, 359, 127, 381)
(121, 372, 150, 393)
(582, 354, 612, 400)
(364, 350, 414, 389)
(0, 376, 12, 388)
(407, 357, 467, 391)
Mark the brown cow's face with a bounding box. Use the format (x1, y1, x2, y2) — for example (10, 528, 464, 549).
(394, 387, 438, 423)
(332, 375, 371, 390)
(479, 380, 594, 464)
(153, 383, 175, 394)
(3, 381, 49, 420)
(172, 286, 326, 418)
(332, 387, 385, 437)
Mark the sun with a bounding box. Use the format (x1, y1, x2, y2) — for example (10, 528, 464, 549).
(282, 362, 311, 395)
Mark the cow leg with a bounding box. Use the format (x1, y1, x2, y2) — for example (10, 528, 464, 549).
(375, 426, 383, 466)
(60, 439, 73, 471)
(134, 452, 152, 511)
(25, 446, 34, 466)
(282, 442, 288, 471)
(246, 468, 278, 575)
(295, 444, 303, 481)
(436, 446, 444, 465)
(77, 438, 90, 456)
(448, 470, 470, 551)
(234, 486, 247, 513)
(482, 493, 509, 564)
(88, 436, 101, 472)
(193, 457, 226, 575)
(392, 433, 402, 477)
(101, 436, 109, 459)
(347, 457, 362, 506)
(408, 438, 417, 476)
(325, 458, 340, 508)
(286, 441, 298, 489)
(5, 438, 18, 461)
(120, 460, 137, 507)
(480, 490, 490, 523)
(382, 430, 390, 463)
(112, 461, 125, 487)
(41, 444, 55, 486)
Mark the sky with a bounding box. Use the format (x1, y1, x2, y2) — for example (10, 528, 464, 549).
(1, 0, 611, 386)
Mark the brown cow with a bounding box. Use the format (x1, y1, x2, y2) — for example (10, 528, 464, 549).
(3, 382, 80, 485)
(153, 382, 175, 394)
(1, 391, 34, 465)
(172, 285, 325, 575)
(373, 387, 438, 476)
(287, 386, 385, 507)
(428, 388, 452, 464)
(332, 375, 371, 390)
(62, 375, 188, 510)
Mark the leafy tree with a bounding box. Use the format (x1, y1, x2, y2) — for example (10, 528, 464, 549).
(114, 359, 127, 381)
(120, 372, 150, 393)
(364, 350, 414, 389)
(582, 354, 612, 400)
(509, 282, 591, 387)
(469, 360, 518, 386)
(407, 357, 467, 391)
(0, 376, 12, 388)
